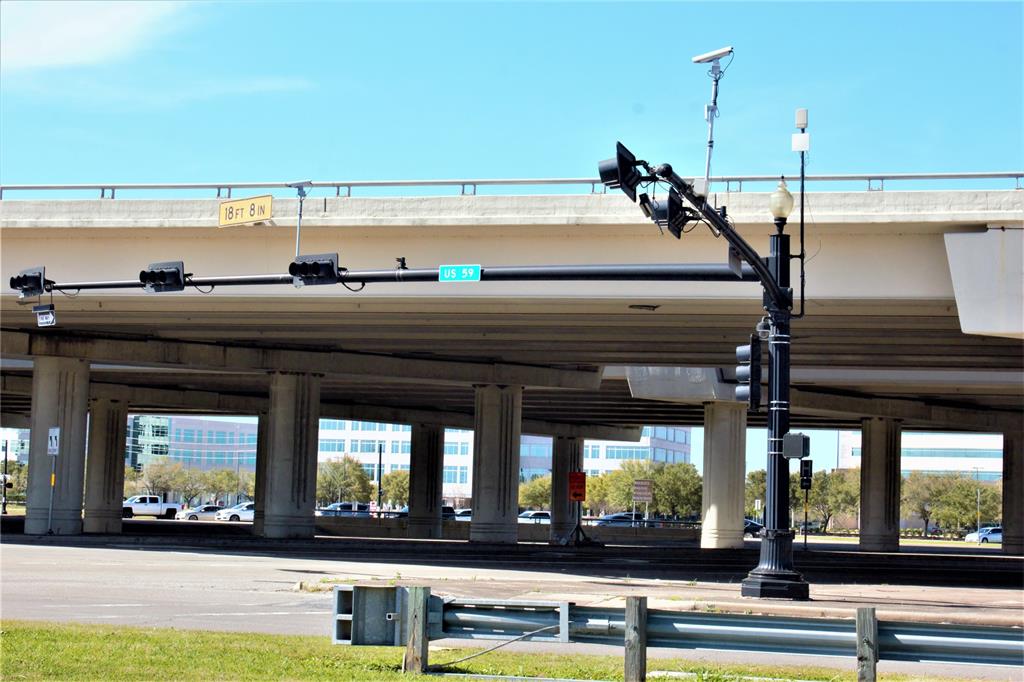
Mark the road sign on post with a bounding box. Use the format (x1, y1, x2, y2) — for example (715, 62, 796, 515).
(633, 479, 653, 503)
(568, 471, 587, 502)
(47, 428, 60, 456)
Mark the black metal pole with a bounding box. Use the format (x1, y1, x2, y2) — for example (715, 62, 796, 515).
(740, 217, 809, 600)
(377, 443, 384, 517)
(2, 439, 8, 515)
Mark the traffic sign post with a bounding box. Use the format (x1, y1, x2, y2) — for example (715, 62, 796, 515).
(633, 479, 653, 526)
(568, 472, 587, 502)
(566, 471, 592, 546)
(46, 427, 59, 535)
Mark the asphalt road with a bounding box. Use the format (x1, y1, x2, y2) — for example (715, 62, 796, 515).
(2, 538, 1021, 680)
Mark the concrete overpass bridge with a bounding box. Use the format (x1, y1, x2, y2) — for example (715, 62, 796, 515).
(1, 177, 1021, 555)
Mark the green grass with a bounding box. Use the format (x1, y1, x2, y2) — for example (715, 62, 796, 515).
(0, 620, 969, 682)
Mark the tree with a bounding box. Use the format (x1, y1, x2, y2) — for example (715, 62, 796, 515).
(123, 465, 144, 497)
(317, 457, 372, 505)
(744, 469, 767, 519)
(800, 469, 858, 532)
(3, 461, 28, 503)
(237, 470, 255, 499)
(932, 473, 1001, 532)
(652, 463, 701, 518)
(603, 460, 657, 512)
(142, 460, 182, 499)
(203, 468, 241, 505)
(585, 474, 610, 516)
(826, 469, 860, 529)
(902, 471, 939, 532)
(519, 474, 551, 509)
(176, 467, 206, 507)
(381, 470, 410, 507)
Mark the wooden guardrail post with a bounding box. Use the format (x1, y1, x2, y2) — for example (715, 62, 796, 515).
(856, 606, 878, 682)
(625, 596, 648, 682)
(403, 586, 430, 674)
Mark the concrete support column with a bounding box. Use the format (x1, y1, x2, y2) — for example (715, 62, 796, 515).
(251, 410, 269, 536)
(1002, 426, 1023, 555)
(262, 373, 320, 539)
(550, 436, 583, 545)
(701, 402, 747, 549)
(859, 417, 901, 552)
(408, 423, 445, 539)
(83, 398, 128, 534)
(469, 384, 522, 544)
(25, 357, 90, 535)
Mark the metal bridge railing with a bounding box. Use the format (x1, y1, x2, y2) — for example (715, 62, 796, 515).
(0, 171, 1021, 200)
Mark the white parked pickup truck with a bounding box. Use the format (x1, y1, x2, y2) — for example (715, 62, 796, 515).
(122, 495, 180, 519)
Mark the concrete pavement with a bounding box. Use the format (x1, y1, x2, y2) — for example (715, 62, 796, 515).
(2, 540, 1021, 680)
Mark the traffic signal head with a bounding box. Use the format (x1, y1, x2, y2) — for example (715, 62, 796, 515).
(289, 253, 339, 287)
(9, 266, 46, 299)
(598, 142, 643, 202)
(139, 261, 185, 293)
(647, 188, 698, 239)
(735, 333, 762, 411)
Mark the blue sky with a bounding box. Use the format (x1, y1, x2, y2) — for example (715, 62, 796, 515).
(1, 2, 1017, 472)
(1, 1, 1021, 187)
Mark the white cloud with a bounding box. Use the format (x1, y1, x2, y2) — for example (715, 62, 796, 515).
(0, 1, 186, 72)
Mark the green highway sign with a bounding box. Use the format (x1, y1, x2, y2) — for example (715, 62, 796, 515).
(439, 264, 481, 282)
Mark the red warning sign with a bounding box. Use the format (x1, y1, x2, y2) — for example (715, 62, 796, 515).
(568, 471, 587, 502)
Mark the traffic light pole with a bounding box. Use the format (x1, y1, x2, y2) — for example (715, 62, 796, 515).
(654, 166, 808, 599)
(740, 219, 807, 599)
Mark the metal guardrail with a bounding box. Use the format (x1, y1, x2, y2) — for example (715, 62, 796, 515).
(1, 171, 1021, 199)
(333, 585, 1024, 670)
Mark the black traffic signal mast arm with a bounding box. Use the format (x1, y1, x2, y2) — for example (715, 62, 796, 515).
(647, 162, 790, 311)
(23, 262, 759, 295)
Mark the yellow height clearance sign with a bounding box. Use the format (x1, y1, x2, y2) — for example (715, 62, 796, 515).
(219, 195, 273, 227)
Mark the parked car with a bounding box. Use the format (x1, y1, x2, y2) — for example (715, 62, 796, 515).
(122, 495, 180, 519)
(795, 520, 823, 533)
(390, 505, 457, 519)
(454, 508, 472, 521)
(964, 526, 1002, 543)
(743, 519, 764, 537)
(517, 510, 551, 524)
(175, 504, 223, 520)
(594, 512, 644, 527)
(315, 502, 370, 518)
(214, 502, 255, 522)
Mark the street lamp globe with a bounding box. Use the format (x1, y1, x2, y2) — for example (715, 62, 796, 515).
(769, 177, 794, 221)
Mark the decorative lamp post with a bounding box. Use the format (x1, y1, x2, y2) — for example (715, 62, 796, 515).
(740, 177, 809, 600)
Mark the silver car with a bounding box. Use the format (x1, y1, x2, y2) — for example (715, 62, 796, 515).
(214, 502, 255, 522)
(176, 504, 223, 520)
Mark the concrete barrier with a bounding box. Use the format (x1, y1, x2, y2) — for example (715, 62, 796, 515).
(314, 517, 699, 544)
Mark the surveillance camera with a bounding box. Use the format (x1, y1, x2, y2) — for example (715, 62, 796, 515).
(691, 46, 733, 64)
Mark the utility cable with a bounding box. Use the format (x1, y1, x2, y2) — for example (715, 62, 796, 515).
(427, 623, 565, 671)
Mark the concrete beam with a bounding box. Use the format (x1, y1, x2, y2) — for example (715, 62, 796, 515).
(319, 401, 642, 442)
(1, 374, 263, 414)
(0, 412, 30, 429)
(790, 388, 1021, 432)
(1, 331, 602, 390)
(2, 373, 640, 441)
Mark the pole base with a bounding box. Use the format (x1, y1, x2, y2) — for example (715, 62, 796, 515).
(740, 572, 810, 600)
